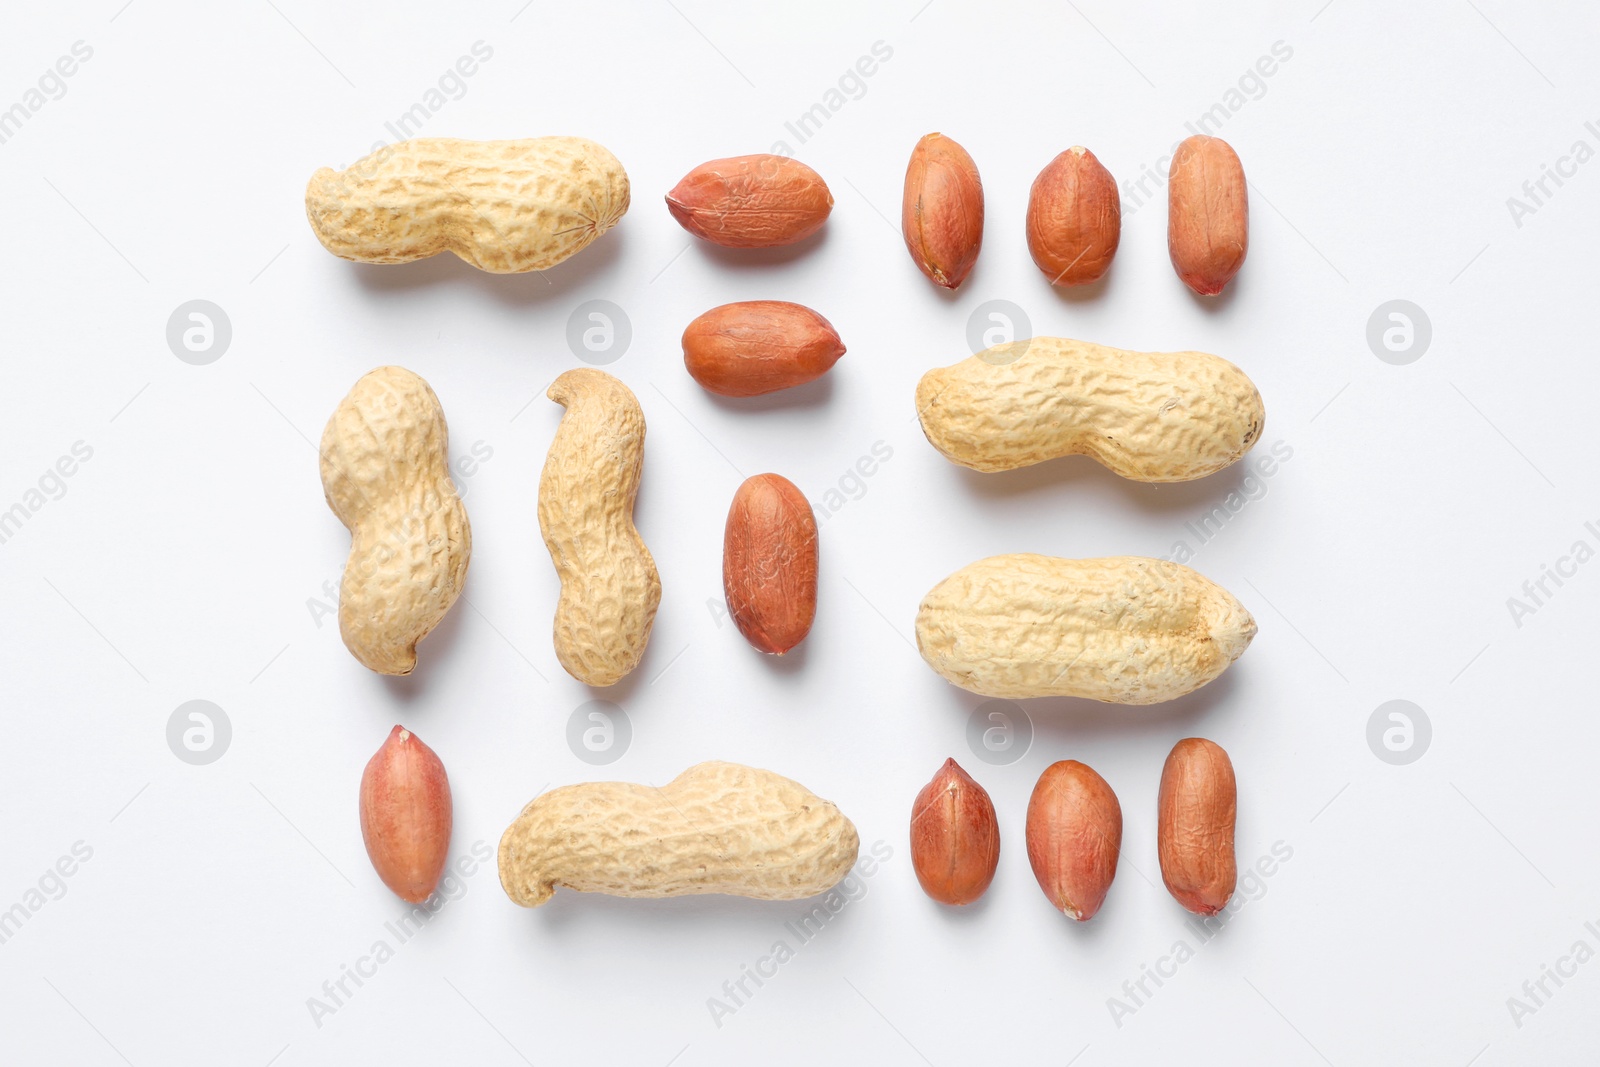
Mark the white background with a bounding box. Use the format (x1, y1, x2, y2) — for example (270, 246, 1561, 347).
(1, 1, 1595, 1063)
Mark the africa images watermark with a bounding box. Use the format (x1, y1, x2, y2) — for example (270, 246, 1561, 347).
(305, 840, 493, 1028)
(0, 440, 95, 547)
(769, 41, 894, 156)
(1504, 519, 1600, 629)
(1106, 840, 1294, 1028)
(0, 841, 94, 947)
(1158, 440, 1292, 565)
(1505, 916, 1600, 1030)
(1121, 40, 1293, 216)
(339, 41, 494, 177)
(1505, 119, 1600, 229)
(0, 40, 94, 147)
(705, 840, 894, 1028)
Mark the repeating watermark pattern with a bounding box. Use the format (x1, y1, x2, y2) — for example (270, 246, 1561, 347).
(0, 440, 94, 547)
(1121, 40, 1293, 216)
(167, 700, 232, 765)
(1366, 300, 1432, 365)
(1506, 918, 1600, 1030)
(567, 700, 631, 765)
(1159, 441, 1293, 565)
(306, 840, 494, 1029)
(967, 299, 1031, 361)
(0, 40, 93, 147)
(1506, 122, 1600, 229)
(306, 442, 492, 628)
(166, 300, 232, 365)
(812, 440, 894, 525)
(1505, 520, 1600, 628)
(1366, 700, 1430, 766)
(965, 700, 1033, 766)
(343, 42, 494, 176)
(448, 440, 495, 500)
(0, 841, 94, 947)
(770, 41, 894, 156)
(1106, 841, 1294, 1028)
(706, 840, 894, 1028)
(566, 299, 631, 366)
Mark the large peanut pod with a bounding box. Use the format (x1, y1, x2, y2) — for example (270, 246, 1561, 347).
(538, 369, 660, 687)
(320, 367, 470, 675)
(1158, 738, 1237, 915)
(915, 337, 1263, 481)
(498, 761, 860, 907)
(305, 137, 629, 273)
(915, 554, 1255, 704)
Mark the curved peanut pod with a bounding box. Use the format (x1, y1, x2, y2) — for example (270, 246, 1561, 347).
(305, 137, 629, 273)
(498, 761, 860, 907)
(915, 337, 1263, 480)
(320, 367, 470, 675)
(538, 369, 660, 687)
(915, 554, 1255, 704)
(1158, 738, 1237, 915)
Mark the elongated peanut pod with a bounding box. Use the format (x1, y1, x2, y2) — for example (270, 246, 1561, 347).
(1158, 738, 1237, 915)
(305, 137, 629, 273)
(498, 761, 859, 907)
(915, 554, 1255, 704)
(320, 367, 470, 675)
(538, 369, 660, 686)
(916, 336, 1263, 481)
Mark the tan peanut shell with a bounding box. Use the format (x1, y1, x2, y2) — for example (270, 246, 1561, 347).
(538, 369, 660, 687)
(1168, 135, 1248, 295)
(498, 761, 860, 907)
(305, 137, 629, 273)
(665, 154, 833, 247)
(1025, 760, 1121, 920)
(1026, 146, 1120, 286)
(320, 367, 470, 675)
(902, 133, 984, 289)
(915, 554, 1255, 704)
(682, 301, 845, 397)
(724, 474, 818, 655)
(359, 725, 452, 904)
(1158, 738, 1238, 915)
(915, 336, 1264, 481)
